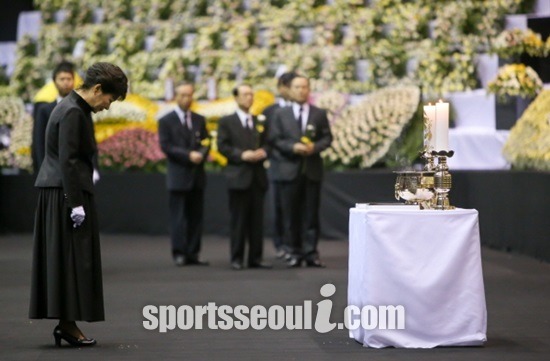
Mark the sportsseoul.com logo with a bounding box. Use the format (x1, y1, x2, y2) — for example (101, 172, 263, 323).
(143, 284, 405, 333)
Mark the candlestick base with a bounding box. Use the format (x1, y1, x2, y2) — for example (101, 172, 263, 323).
(432, 152, 455, 210)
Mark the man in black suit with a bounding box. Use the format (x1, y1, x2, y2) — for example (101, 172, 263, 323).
(32, 61, 75, 173)
(217, 84, 271, 270)
(269, 75, 333, 268)
(158, 82, 210, 267)
(262, 71, 297, 259)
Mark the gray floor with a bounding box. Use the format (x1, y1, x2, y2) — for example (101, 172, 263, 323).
(0, 234, 549, 361)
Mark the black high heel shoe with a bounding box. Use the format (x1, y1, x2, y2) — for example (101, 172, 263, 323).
(53, 326, 97, 347)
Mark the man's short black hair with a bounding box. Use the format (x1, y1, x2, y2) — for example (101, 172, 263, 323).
(278, 71, 298, 87)
(52, 61, 75, 81)
(232, 84, 252, 97)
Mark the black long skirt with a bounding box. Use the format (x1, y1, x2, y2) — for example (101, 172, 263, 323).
(29, 188, 104, 322)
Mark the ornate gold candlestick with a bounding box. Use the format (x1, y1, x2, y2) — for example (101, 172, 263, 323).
(420, 150, 435, 171)
(394, 170, 435, 209)
(431, 150, 455, 210)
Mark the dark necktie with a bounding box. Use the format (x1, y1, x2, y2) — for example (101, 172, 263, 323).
(297, 106, 303, 133)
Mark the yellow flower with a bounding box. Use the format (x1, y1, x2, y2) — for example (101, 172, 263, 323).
(301, 136, 312, 145)
(201, 138, 211, 147)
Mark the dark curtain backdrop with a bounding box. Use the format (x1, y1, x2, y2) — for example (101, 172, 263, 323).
(0, 0, 34, 41)
(1, 170, 549, 262)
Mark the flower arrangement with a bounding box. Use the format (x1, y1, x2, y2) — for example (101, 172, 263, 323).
(152, 21, 186, 51)
(38, 24, 77, 69)
(0, 97, 32, 171)
(10, 57, 47, 103)
(369, 39, 408, 86)
(109, 23, 146, 59)
(93, 100, 147, 124)
(100, 0, 133, 22)
(93, 94, 159, 143)
(487, 64, 543, 101)
(310, 91, 348, 124)
(98, 128, 166, 172)
(380, 2, 431, 42)
(491, 28, 547, 59)
(323, 85, 421, 169)
(523, 30, 547, 57)
(61, 0, 95, 26)
(0, 97, 25, 128)
(33, 0, 60, 24)
(503, 90, 550, 171)
(81, 24, 112, 59)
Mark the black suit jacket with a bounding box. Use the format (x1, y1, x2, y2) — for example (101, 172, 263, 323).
(32, 101, 57, 171)
(217, 113, 268, 190)
(158, 110, 209, 191)
(34, 91, 96, 208)
(262, 103, 281, 125)
(269, 104, 332, 182)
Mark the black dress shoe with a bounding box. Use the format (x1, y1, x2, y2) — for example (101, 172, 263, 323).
(173, 255, 185, 267)
(249, 261, 273, 269)
(231, 262, 243, 270)
(184, 259, 209, 266)
(53, 326, 96, 347)
(275, 249, 286, 259)
(286, 257, 303, 268)
(306, 259, 326, 268)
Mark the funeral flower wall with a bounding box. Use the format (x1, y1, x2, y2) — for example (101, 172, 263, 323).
(3, 0, 543, 171)
(15, 0, 538, 102)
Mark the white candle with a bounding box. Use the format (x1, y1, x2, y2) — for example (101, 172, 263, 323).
(435, 100, 449, 151)
(423, 103, 436, 150)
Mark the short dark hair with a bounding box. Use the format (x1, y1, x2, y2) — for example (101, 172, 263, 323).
(232, 84, 252, 97)
(278, 71, 298, 87)
(81, 62, 128, 101)
(52, 61, 75, 81)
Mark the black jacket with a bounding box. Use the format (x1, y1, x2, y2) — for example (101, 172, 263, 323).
(34, 91, 96, 208)
(217, 113, 268, 190)
(268, 105, 332, 182)
(158, 110, 209, 191)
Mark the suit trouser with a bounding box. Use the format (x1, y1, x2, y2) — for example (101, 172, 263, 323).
(169, 189, 204, 260)
(278, 175, 321, 260)
(228, 180, 265, 265)
(268, 180, 284, 251)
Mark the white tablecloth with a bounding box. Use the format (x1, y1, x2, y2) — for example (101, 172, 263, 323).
(348, 207, 487, 348)
(448, 128, 511, 170)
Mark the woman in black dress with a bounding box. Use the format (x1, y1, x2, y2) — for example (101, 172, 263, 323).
(29, 62, 128, 347)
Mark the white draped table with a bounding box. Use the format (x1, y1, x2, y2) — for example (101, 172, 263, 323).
(348, 207, 487, 348)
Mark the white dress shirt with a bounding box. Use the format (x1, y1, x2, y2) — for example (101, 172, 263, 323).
(236, 108, 253, 129)
(174, 106, 192, 129)
(292, 102, 309, 133)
